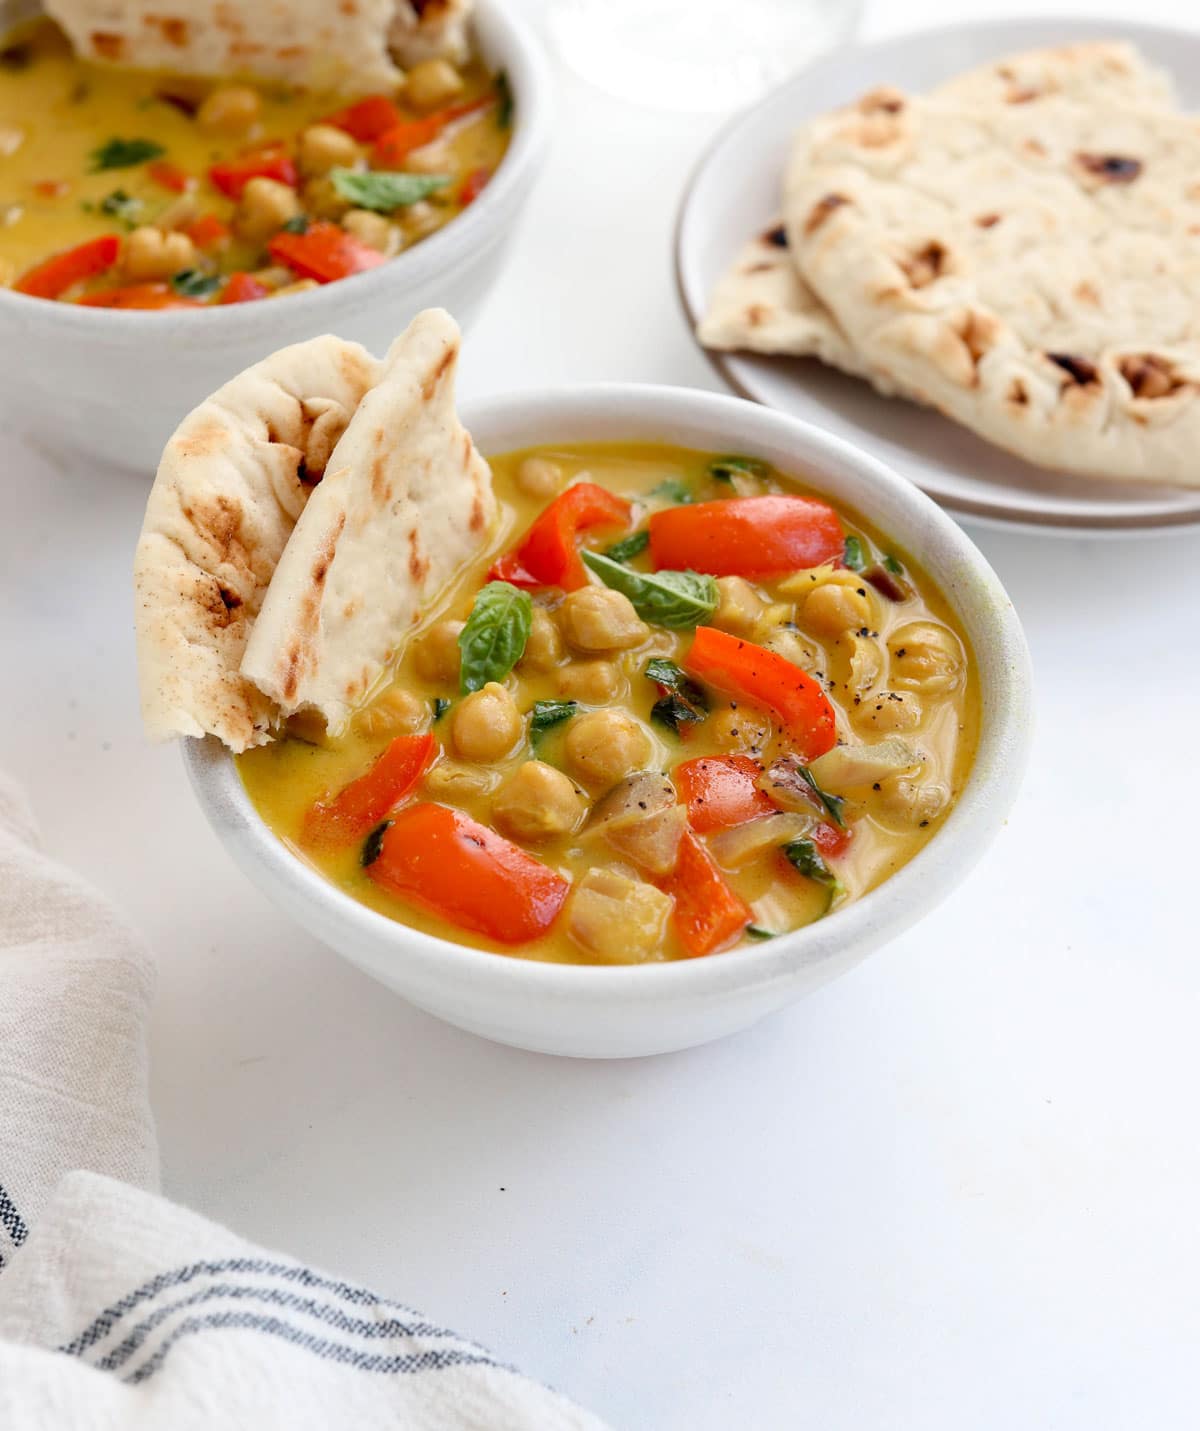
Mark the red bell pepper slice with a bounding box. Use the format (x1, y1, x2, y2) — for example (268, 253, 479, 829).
(488, 483, 632, 591)
(366, 803, 569, 944)
(14, 235, 121, 299)
(656, 832, 752, 958)
(458, 166, 491, 205)
(812, 821, 853, 859)
(220, 271, 271, 304)
(148, 159, 191, 193)
(184, 214, 231, 250)
(209, 145, 297, 199)
(372, 93, 495, 166)
(683, 627, 837, 763)
(322, 93, 404, 142)
(649, 495, 844, 577)
(301, 733, 435, 848)
(76, 282, 199, 310)
(675, 755, 774, 834)
(267, 221, 387, 283)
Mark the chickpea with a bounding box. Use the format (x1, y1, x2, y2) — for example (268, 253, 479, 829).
(854, 690, 923, 734)
(123, 225, 197, 280)
(399, 198, 440, 239)
(713, 576, 767, 636)
(840, 632, 884, 699)
(801, 582, 872, 641)
(875, 775, 950, 829)
(155, 193, 200, 231)
(764, 627, 820, 672)
(493, 761, 585, 842)
(302, 175, 351, 221)
(249, 265, 293, 289)
(405, 59, 465, 110)
(564, 710, 650, 789)
(342, 208, 396, 254)
(706, 702, 771, 754)
(298, 123, 361, 177)
(889, 622, 964, 694)
(423, 760, 499, 802)
(516, 457, 564, 499)
(451, 682, 523, 763)
(559, 587, 648, 653)
(196, 85, 261, 135)
(414, 620, 464, 684)
(556, 659, 620, 704)
(402, 145, 451, 176)
(353, 687, 428, 739)
(518, 606, 564, 673)
(235, 177, 302, 243)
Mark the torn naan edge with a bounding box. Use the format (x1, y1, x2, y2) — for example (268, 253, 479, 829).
(134, 336, 381, 752)
(699, 42, 1173, 368)
(43, 0, 402, 96)
(242, 308, 496, 732)
(391, 0, 474, 67)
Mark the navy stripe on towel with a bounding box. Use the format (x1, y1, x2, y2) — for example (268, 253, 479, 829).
(0, 1183, 28, 1248)
(123, 1312, 501, 1386)
(61, 1257, 433, 1358)
(96, 1280, 463, 1373)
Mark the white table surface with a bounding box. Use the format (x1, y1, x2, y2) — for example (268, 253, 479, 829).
(4, 1, 1200, 1426)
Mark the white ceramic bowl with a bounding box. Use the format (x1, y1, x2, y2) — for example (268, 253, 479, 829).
(185, 385, 1033, 1059)
(0, 0, 551, 473)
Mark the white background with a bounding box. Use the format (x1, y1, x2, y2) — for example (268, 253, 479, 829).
(3, 0, 1200, 1426)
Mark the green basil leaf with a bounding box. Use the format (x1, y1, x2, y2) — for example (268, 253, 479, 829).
(645, 658, 708, 734)
(882, 553, 904, 576)
(782, 838, 844, 894)
(496, 69, 514, 128)
(432, 697, 451, 722)
(530, 699, 577, 745)
(799, 766, 846, 828)
(745, 925, 776, 941)
(282, 213, 310, 234)
(843, 535, 867, 573)
(170, 268, 220, 298)
(707, 454, 771, 484)
(330, 168, 450, 212)
(89, 137, 165, 171)
(361, 819, 392, 868)
(98, 188, 143, 226)
(457, 581, 532, 694)
(602, 529, 649, 564)
(581, 550, 717, 630)
(647, 477, 693, 505)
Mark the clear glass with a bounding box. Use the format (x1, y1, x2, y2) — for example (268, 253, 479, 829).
(547, 0, 863, 114)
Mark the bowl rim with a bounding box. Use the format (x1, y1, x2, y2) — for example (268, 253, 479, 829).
(0, 0, 551, 329)
(184, 382, 1034, 1001)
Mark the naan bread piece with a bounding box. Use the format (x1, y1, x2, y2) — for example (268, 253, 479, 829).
(391, 0, 473, 66)
(699, 43, 1174, 365)
(786, 95, 1200, 485)
(242, 309, 496, 732)
(134, 337, 381, 752)
(43, 0, 401, 96)
(933, 40, 1175, 110)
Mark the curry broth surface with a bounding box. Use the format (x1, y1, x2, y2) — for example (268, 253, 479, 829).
(238, 443, 981, 965)
(0, 18, 508, 292)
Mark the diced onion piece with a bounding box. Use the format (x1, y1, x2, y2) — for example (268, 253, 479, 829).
(567, 868, 674, 964)
(807, 738, 920, 792)
(583, 772, 686, 876)
(708, 811, 816, 867)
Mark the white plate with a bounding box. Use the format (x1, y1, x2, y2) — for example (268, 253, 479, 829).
(675, 17, 1200, 535)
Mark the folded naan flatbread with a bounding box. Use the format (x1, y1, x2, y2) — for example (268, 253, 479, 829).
(243, 309, 496, 732)
(44, 0, 403, 95)
(391, 0, 473, 67)
(134, 337, 381, 752)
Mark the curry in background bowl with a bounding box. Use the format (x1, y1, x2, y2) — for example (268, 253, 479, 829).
(0, 15, 511, 307)
(239, 443, 980, 965)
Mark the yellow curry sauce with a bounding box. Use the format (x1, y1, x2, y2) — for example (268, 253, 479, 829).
(239, 444, 981, 966)
(0, 17, 509, 305)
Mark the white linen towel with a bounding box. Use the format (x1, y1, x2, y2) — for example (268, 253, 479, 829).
(0, 771, 606, 1429)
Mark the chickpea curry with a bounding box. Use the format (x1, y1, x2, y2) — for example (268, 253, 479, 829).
(0, 17, 510, 307)
(239, 444, 981, 966)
